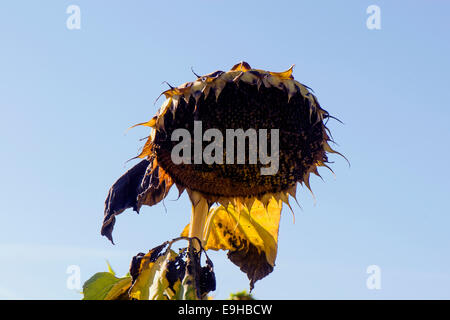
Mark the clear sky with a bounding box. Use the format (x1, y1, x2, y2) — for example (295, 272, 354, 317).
(0, 0, 449, 299)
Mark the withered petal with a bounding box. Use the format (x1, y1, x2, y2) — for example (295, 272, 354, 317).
(227, 243, 274, 292)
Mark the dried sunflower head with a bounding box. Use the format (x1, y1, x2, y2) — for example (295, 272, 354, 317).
(102, 61, 343, 246)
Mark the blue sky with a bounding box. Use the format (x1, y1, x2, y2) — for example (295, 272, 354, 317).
(0, 0, 449, 299)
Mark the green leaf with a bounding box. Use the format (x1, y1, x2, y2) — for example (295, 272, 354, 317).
(104, 277, 132, 300)
(106, 260, 115, 275)
(229, 290, 255, 300)
(82, 272, 131, 300)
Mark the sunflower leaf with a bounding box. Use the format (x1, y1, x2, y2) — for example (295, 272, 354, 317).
(128, 243, 207, 300)
(129, 244, 172, 300)
(82, 272, 131, 300)
(101, 159, 150, 244)
(181, 198, 282, 291)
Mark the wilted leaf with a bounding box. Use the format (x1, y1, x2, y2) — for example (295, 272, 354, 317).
(101, 159, 174, 244)
(129, 244, 171, 300)
(101, 160, 150, 244)
(84, 240, 215, 300)
(199, 260, 216, 298)
(128, 240, 215, 300)
(176, 271, 197, 300)
(148, 249, 178, 300)
(181, 198, 282, 290)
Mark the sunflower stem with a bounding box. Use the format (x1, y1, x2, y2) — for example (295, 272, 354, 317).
(188, 196, 209, 252)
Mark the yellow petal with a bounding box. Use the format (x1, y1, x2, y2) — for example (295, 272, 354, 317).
(269, 64, 295, 80)
(230, 61, 252, 72)
(129, 116, 157, 129)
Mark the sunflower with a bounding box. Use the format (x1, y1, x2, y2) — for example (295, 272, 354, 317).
(101, 61, 343, 289)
